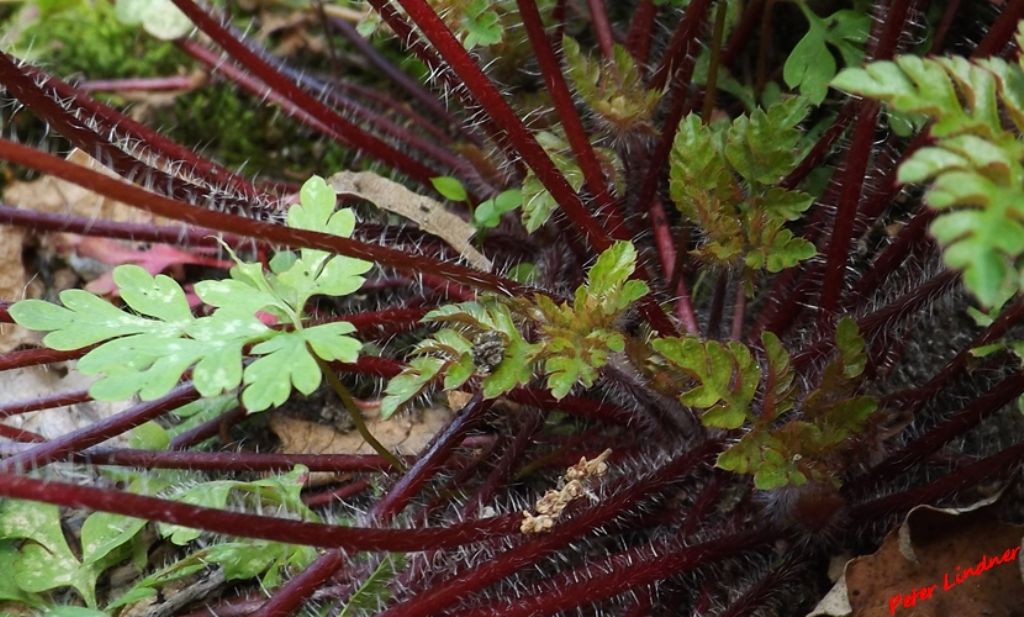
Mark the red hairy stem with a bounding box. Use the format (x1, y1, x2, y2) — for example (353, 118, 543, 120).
(168, 405, 247, 450)
(0, 471, 520, 550)
(341, 306, 430, 337)
(515, 0, 632, 239)
(889, 297, 1024, 407)
(0, 383, 201, 473)
(648, 197, 676, 280)
(76, 75, 201, 92)
(462, 408, 546, 516)
(706, 270, 728, 338)
(0, 55, 256, 214)
(0, 204, 255, 250)
(241, 54, 486, 191)
(388, 0, 609, 252)
(846, 209, 936, 303)
(0, 140, 525, 293)
(780, 101, 856, 190)
(850, 440, 1024, 522)
(625, 0, 657, 66)
(585, 0, 615, 60)
(0, 445, 403, 473)
(0, 389, 90, 419)
(386, 2, 676, 318)
(928, 0, 962, 53)
(170, 0, 441, 186)
(372, 393, 494, 522)
(179, 40, 471, 190)
(972, 0, 1024, 57)
(817, 103, 880, 321)
(326, 15, 465, 136)
(364, 0, 522, 177)
(257, 394, 495, 612)
(377, 442, 720, 617)
(327, 77, 454, 148)
(250, 550, 347, 617)
(502, 388, 634, 426)
(23, 66, 263, 201)
(717, 556, 809, 617)
(0, 425, 46, 443)
(0, 346, 89, 371)
(794, 271, 958, 370)
(633, 0, 711, 220)
(846, 371, 1024, 497)
(649, 0, 713, 90)
(718, 0, 766, 70)
(681, 472, 724, 537)
(302, 478, 373, 507)
(453, 526, 779, 617)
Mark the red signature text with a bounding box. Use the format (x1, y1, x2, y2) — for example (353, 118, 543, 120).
(888, 544, 1021, 615)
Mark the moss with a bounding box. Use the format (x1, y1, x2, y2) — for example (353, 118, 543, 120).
(15, 0, 187, 78)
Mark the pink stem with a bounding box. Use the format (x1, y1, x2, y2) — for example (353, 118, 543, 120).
(0, 471, 521, 550)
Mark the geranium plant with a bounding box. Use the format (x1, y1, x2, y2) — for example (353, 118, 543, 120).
(0, 0, 1022, 615)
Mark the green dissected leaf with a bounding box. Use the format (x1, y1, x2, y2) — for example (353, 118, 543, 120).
(833, 53, 1024, 306)
(460, 0, 502, 49)
(481, 333, 538, 399)
(158, 466, 315, 545)
(0, 542, 41, 605)
(784, 7, 869, 104)
(380, 356, 445, 419)
(242, 331, 325, 412)
(0, 500, 98, 607)
(10, 286, 183, 351)
(206, 540, 317, 587)
(80, 512, 148, 566)
(129, 421, 170, 450)
(430, 176, 468, 202)
(760, 331, 796, 422)
(562, 37, 662, 135)
(587, 240, 638, 298)
(339, 555, 405, 616)
(521, 131, 587, 232)
(653, 336, 760, 429)
(717, 429, 806, 490)
(725, 97, 810, 185)
(668, 98, 816, 274)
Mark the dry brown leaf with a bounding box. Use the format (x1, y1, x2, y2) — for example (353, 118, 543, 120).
(270, 405, 452, 484)
(0, 363, 132, 441)
(328, 170, 492, 271)
(0, 149, 181, 350)
(809, 496, 1024, 617)
(3, 149, 174, 225)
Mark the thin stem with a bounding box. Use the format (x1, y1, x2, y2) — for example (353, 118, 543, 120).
(701, 1, 728, 123)
(171, 0, 438, 184)
(0, 471, 520, 550)
(0, 139, 525, 294)
(0, 384, 201, 473)
(314, 354, 406, 472)
(851, 440, 1024, 522)
(377, 442, 720, 617)
(0, 389, 91, 419)
(585, 0, 615, 60)
(251, 550, 347, 617)
(625, 0, 657, 66)
(846, 371, 1024, 497)
(371, 392, 493, 522)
